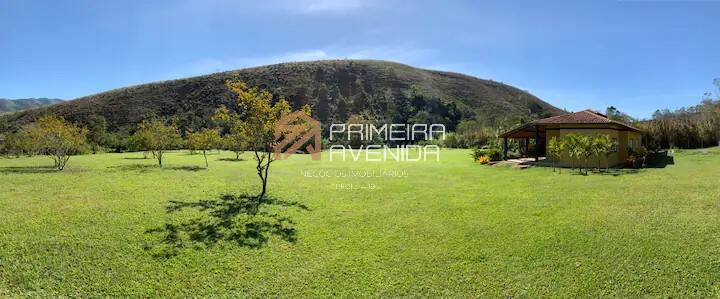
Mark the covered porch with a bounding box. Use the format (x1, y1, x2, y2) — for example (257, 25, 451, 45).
(500, 123, 547, 161)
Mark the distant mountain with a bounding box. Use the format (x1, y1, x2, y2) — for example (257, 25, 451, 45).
(1, 60, 562, 132)
(0, 98, 63, 114)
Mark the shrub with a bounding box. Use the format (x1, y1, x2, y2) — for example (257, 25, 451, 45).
(547, 136, 564, 172)
(471, 147, 502, 162)
(471, 147, 484, 161)
(480, 147, 502, 161)
(477, 156, 491, 164)
(441, 132, 461, 148)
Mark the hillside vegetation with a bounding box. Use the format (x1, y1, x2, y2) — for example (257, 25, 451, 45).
(1, 60, 562, 133)
(0, 98, 63, 114)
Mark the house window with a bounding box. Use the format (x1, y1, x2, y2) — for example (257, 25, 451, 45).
(611, 138, 618, 152)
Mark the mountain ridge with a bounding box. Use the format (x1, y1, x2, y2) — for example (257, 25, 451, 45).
(0, 98, 63, 114)
(1, 60, 563, 132)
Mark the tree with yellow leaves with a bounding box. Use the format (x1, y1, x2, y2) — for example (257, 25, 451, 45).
(134, 119, 182, 167)
(187, 128, 221, 167)
(24, 115, 87, 170)
(219, 81, 311, 199)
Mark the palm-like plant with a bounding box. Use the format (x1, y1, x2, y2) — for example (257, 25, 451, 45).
(547, 137, 564, 173)
(563, 134, 581, 173)
(606, 138, 618, 171)
(592, 135, 612, 171)
(576, 135, 594, 175)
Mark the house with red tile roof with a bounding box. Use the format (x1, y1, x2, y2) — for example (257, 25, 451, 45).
(500, 109, 642, 167)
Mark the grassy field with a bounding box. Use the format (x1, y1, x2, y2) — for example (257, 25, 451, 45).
(1, 148, 719, 297)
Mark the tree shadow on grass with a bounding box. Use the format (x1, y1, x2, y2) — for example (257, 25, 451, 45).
(144, 193, 309, 258)
(575, 152, 674, 176)
(217, 158, 246, 162)
(166, 165, 205, 172)
(588, 168, 641, 176)
(562, 167, 641, 176)
(107, 164, 158, 173)
(108, 164, 205, 172)
(0, 165, 57, 174)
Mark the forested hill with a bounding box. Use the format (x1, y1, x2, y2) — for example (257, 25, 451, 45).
(0, 98, 63, 114)
(1, 60, 563, 132)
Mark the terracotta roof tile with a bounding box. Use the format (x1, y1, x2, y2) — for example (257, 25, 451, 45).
(534, 109, 609, 124)
(532, 109, 640, 131)
(501, 109, 641, 138)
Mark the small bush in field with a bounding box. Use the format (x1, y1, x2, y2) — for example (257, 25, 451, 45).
(471, 148, 483, 161)
(472, 147, 502, 162)
(477, 156, 491, 164)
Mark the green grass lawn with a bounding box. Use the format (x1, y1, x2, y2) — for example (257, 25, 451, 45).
(1, 148, 720, 297)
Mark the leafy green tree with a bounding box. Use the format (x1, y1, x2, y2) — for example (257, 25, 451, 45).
(640, 81, 720, 150)
(104, 130, 134, 153)
(2, 132, 33, 157)
(577, 135, 594, 175)
(221, 81, 310, 199)
(343, 113, 380, 148)
(212, 106, 246, 161)
(223, 124, 246, 160)
(563, 134, 592, 174)
(25, 115, 87, 170)
(442, 132, 461, 148)
(546, 137, 564, 173)
(134, 119, 182, 167)
(563, 134, 581, 173)
(592, 135, 613, 171)
(455, 119, 497, 148)
(187, 128, 221, 167)
(86, 115, 108, 154)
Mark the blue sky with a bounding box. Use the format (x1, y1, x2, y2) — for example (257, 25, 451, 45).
(1, 0, 718, 118)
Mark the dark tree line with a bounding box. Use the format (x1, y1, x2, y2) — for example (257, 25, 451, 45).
(636, 79, 720, 150)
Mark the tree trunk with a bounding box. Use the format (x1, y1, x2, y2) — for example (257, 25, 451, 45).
(586, 159, 590, 175)
(203, 150, 208, 167)
(255, 151, 269, 200)
(157, 151, 163, 167)
(605, 155, 609, 172)
(263, 154, 272, 200)
(55, 154, 69, 171)
(587, 158, 591, 175)
(260, 164, 269, 200)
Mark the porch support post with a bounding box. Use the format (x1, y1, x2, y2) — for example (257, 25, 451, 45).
(534, 125, 540, 162)
(503, 137, 508, 160)
(524, 138, 529, 157)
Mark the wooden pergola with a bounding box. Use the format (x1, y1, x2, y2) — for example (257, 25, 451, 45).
(500, 123, 547, 161)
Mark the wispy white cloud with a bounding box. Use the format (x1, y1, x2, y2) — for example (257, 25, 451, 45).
(342, 46, 435, 62)
(169, 50, 330, 78)
(170, 46, 437, 79)
(272, 0, 372, 14)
